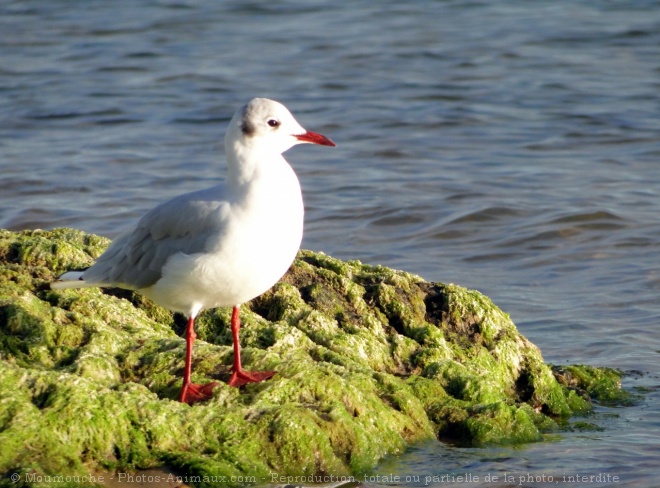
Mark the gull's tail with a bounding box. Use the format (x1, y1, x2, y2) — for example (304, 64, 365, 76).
(51, 270, 95, 290)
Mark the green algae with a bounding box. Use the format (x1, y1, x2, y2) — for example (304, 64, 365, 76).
(551, 364, 635, 406)
(0, 228, 632, 487)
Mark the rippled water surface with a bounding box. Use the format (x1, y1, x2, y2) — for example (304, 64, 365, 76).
(1, 1, 659, 487)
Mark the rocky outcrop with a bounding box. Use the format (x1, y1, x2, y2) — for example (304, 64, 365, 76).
(0, 228, 629, 486)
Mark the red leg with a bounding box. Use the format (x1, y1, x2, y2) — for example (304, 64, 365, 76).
(228, 305, 276, 387)
(178, 316, 218, 404)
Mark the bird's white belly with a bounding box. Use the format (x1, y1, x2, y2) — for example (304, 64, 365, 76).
(142, 195, 303, 316)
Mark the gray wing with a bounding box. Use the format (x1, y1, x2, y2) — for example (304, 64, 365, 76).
(83, 185, 230, 289)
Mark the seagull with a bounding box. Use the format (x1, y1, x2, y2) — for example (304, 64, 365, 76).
(52, 98, 335, 404)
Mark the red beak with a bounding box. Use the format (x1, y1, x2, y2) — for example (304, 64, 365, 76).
(295, 131, 336, 147)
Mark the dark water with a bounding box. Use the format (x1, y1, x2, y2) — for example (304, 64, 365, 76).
(1, 1, 659, 487)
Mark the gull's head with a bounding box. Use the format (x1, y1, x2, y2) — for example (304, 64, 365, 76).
(227, 98, 335, 154)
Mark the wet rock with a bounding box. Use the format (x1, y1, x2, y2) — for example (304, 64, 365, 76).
(0, 228, 629, 485)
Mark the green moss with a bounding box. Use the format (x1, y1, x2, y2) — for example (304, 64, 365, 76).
(0, 229, 634, 485)
(464, 402, 543, 446)
(552, 364, 635, 406)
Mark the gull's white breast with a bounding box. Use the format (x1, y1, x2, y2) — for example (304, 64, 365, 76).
(140, 157, 304, 316)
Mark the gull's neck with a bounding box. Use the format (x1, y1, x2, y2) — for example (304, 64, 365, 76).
(226, 139, 288, 191)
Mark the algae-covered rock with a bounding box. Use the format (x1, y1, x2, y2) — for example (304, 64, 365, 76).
(551, 364, 635, 406)
(0, 228, 628, 486)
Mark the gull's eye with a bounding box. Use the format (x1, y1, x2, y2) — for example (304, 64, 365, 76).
(267, 118, 281, 128)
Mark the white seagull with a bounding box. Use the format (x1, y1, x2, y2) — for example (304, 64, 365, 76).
(52, 98, 335, 404)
